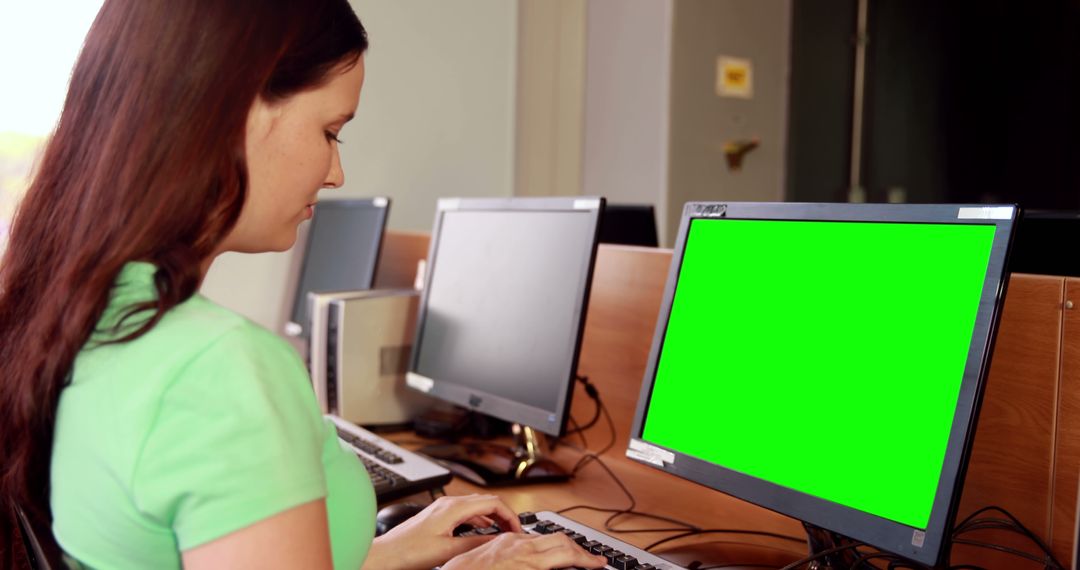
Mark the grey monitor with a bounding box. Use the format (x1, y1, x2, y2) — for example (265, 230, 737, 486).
(406, 196, 604, 485)
(285, 197, 389, 338)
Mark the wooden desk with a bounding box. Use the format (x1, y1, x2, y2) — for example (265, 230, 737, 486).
(380, 231, 1080, 568)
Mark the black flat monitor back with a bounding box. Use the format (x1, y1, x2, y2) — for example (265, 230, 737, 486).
(286, 198, 389, 338)
(1010, 209, 1080, 276)
(628, 202, 1016, 566)
(406, 196, 604, 437)
(598, 203, 659, 247)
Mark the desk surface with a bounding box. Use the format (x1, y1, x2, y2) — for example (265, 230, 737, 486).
(387, 430, 808, 569)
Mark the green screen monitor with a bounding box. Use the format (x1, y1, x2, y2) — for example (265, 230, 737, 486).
(628, 202, 1016, 566)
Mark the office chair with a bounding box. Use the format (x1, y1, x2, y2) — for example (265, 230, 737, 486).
(14, 505, 53, 570)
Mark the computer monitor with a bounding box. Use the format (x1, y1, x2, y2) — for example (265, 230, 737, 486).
(284, 197, 390, 338)
(1010, 209, 1080, 276)
(627, 202, 1016, 567)
(598, 203, 660, 247)
(406, 196, 604, 486)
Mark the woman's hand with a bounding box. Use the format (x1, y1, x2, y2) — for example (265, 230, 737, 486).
(441, 532, 609, 570)
(361, 494, 524, 570)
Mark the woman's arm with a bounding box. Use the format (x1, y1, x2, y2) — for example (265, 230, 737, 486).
(182, 499, 333, 569)
(361, 495, 520, 570)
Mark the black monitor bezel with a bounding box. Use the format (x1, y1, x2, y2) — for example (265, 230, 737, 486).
(598, 203, 660, 247)
(286, 197, 390, 337)
(406, 196, 605, 438)
(627, 201, 1017, 566)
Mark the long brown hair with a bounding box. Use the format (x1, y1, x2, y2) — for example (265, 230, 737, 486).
(0, 0, 367, 563)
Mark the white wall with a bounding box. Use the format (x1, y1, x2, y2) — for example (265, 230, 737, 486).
(582, 0, 673, 245)
(340, 0, 518, 231)
(515, 0, 587, 198)
(665, 0, 791, 242)
(201, 0, 519, 331)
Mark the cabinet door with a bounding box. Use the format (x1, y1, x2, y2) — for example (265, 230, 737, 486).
(1052, 278, 1080, 565)
(956, 274, 1064, 568)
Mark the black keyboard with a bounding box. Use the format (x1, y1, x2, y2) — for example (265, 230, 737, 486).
(328, 414, 452, 504)
(455, 510, 689, 570)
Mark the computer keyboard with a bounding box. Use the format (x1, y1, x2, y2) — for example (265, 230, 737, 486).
(456, 510, 689, 570)
(328, 414, 452, 504)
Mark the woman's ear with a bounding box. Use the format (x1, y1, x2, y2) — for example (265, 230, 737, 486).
(245, 96, 284, 143)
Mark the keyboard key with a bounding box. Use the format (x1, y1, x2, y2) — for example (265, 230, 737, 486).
(613, 554, 639, 569)
(580, 540, 601, 551)
(535, 521, 556, 534)
(329, 416, 451, 505)
(518, 512, 538, 525)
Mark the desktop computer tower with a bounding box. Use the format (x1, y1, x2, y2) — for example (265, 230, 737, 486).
(308, 289, 433, 426)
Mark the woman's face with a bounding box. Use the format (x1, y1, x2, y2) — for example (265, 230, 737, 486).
(223, 57, 366, 254)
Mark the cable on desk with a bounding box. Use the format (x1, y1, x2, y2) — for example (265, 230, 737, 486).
(557, 379, 809, 556)
(949, 539, 1056, 566)
(642, 529, 807, 552)
(568, 416, 589, 450)
(557, 450, 700, 534)
(563, 374, 601, 436)
(848, 549, 919, 569)
(947, 505, 1064, 570)
(556, 386, 703, 534)
(648, 537, 807, 558)
(569, 398, 617, 474)
(776, 541, 864, 570)
(696, 564, 776, 569)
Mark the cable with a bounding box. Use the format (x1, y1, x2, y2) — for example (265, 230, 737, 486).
(696, 564, 776, 569)
(563, 375, 601, 436)
(849, 549, 912, 568)
(567, 416, 589, 450)
(949, 538, 1054, 565)
(645, 537, 806, 558)
(556, 382, 704, 534)
(643, 529, 807, 552)
(949, 506, 1064, 570)
(556, 377, 808, 561)
(776, 542, 864, 570)
(569, 398, 617, 475)
(557, 453, 700, 533)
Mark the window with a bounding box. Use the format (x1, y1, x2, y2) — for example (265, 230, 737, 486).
(0, 1, 102, 252)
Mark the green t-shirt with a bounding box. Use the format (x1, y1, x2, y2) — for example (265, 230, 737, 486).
(50, 262, 375, 569)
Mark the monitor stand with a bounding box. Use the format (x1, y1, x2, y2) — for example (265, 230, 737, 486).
(802, 522, 877, 568)
(418, 424, 570, 487)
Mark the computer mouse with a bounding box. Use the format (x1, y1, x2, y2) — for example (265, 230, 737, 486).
(375, 502, 426, 536)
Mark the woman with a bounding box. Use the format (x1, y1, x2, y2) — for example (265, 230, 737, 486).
(0, 1, 606, 568)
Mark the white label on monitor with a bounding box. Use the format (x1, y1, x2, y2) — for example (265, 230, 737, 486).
(627, 440, 675, 466)
(438, 198, 461, 211)
(573, 198, 600, 210)
(406, 372, 434, 393)
(626, 449, 665, 466)
(957, 206, 1012, 220)
(373, 197, 388, 208)
(911, 529, 926, 547)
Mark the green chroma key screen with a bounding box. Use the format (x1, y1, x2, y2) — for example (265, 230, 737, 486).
(642, 218, 997, 529)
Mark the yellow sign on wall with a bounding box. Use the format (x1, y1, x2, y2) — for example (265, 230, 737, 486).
(716, 56, 753, 99)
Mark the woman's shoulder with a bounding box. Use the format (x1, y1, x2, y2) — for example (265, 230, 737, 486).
(76, 291, 305, 396)
(165, 293, 289, 353)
